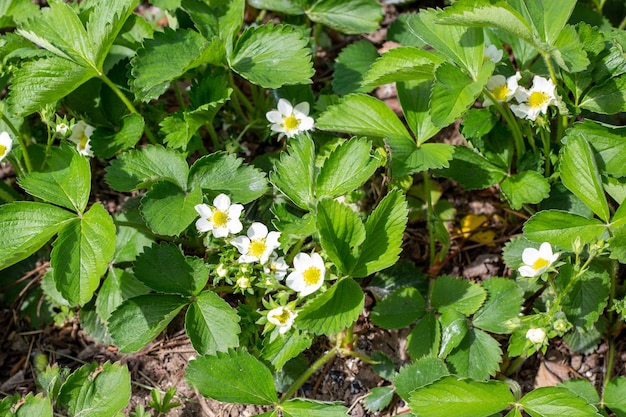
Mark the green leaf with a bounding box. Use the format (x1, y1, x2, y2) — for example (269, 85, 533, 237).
(500, 171, 550, 210)
(295, 278, 364, 335)
(560, 379, 600, 405)
(562, 318, 605, 354)
(269, 136, 316, 210)
(565, 120, 626, 178)
(409, 376, 514, 417)
(392, 142, 455, 177)
(105, 145, 189, 192)
(13, 394, 52, 417)
(229, 23, 313, 88)
(140, 182, 202, 236)
(58, 362, 131, 417)
(186, 349, 278, 405)
(112, 209, 154, 264)
(560, 135, 610, 222)
(186, 291, 241, 355)
(371, 287, 426, 329)
(394, 356, 449, 402)
(87, 0, 137, 70)
(281, 399, 348, 417)
(189, 152, 268, 204)
(19, 144, 91, 213)
(523, 210, 607, 251)
(352, 190, 408, 277)
(317, 138, 380, 200)
(407, 8, 484, 77)
(182, 0, 244, 42)
(316, 93, 412, 142)
(519, 386, 602, 417)
(261, 330, 313, 371)
(108, 294, 188, 353)
(96, 268, 150, 326)
(396, 79, 440, 145)
(306, 0, 382, 35)
(438, 309, 469, 359)
(473, 278, 523, 334)
(247, 0, 306, 15)
(437, 0, 534, 46)
(364, 387, 394, 413)
(604, 377, 626, 417)
(406, 312, 440, 360)
(553, 25, 590, 73)
(91, 113, 145, 159)
(332, 40, 378, 95)
(363, 47, 443, 89)
(461, 109, 499, 140)
(580, 74, 626, 114)
(134, 243, 208, 295)
(510, 0, 577, 45)
(431, 275, 487, 316)
(130, 28, 221, 102)
(0, 202, 74, 270)
(8, 56, 97, 116)
(558, 263, 610, 329)
(430, 61, 494, 128)
(434, 146, 506, 190)
(447, 328, 502, 380)
(316, 198, 364, 274)
(160, 103, 231, 151)
(608, 226, 626, 264)
(51, 203, 116, 306)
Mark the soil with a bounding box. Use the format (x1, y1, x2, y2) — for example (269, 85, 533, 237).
(1, 1, 626, 417)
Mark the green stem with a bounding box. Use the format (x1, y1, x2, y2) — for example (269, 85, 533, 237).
(173, 81, 186, 110)
(423, 171, 437, 266)
(280, 348, 338, 403)
(541, 53, 558, 85)
(229, 72, 255, 117)
(540, 127, 551, 177)
(483, 89, 525, 164)
(206, 122, 221, 151)
(99, 74, 158, 144)
(0, 181, 17, 202)
(286, 238, 305, 264)
(1, 111, 32, 173)
(601, 259, 618, 402)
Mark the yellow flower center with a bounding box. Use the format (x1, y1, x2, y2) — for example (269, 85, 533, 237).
(212, 210, 228, 227)
(283, 114, 300, 131)
(270, 309, 291, 325)
(78, 133, 89, 150)
(249, 239, 267, 258)
(491, 84, 509, 102)
(0, 144, 6, 156)
(528, 91, 549, 109)
(303, 267, 321, 286)
(532, 257, 549, 271)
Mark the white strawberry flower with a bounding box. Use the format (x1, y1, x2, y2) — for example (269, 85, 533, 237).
(511, 76, 557, 121)
(194, 194, 244, 238)
(518, 242, 559, 277)
(483, 44, 503, 64)
(286, 252, 326, 297)
(266, 98, 314, 138)
(483, 72, 521, 107)
(267, 306, 298, 334)
(526, 327, 547, 345)
(231, 222, 281, 264)
(0, 131, 13, 162)
(68, 121, 95, 157)
(263, 253, 289, 280)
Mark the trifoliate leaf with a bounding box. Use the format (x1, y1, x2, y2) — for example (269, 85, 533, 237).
(316, 138, 380, 200)
(109, 294, 188, 353)
(394, 356, 449, 402)
(229, 23, 313, 88)
(307, 0, 382, 35)
(333, 40, 378, 95)
(409, 376, 514, 417)
(447, 328, 502, 380)
(269, 136, 316, 211)
(186, 349, 278, 405)
(0, 202, 75, 270)
(139, 182, 202, 236)
(51, 203, 116, 306)
(363, 47, 443, 88)
(371, 286, 426, 329)
(186, 291, 241, 355)
(133, 242, 209, 295)
(295, 278, 364, 335)
(473, 278, 523, 334)
(105, 145, 189, 192)
(523, 210, 607, 251)
(519, 386, 602, 417)
(500, 170, 550, 210)
(431, 275, 486, 316)
(189, 152, 268, 204)
(396, 79, 440, 145)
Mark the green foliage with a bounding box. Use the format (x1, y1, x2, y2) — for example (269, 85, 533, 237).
(370, 287, 426, 329)
(186, 291, 242, 355)
(333, 40, 378, 95)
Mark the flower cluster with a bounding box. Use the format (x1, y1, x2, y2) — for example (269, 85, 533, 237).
(194, 193, 327, 335)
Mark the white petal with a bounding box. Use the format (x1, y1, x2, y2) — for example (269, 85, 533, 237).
(286, 271, 305, 292)
(298, 116, 315, 131)
(196, 217, 212, 232)
(227, 219, 243, 235)
(265, 231, 281, 250)
(531, 76, 554, 95)
(277, 98, 293, 116)
(213, 194, 231, 211)
(510, 103, 530, 119)
(195, 203, 213, 218)
(228, 203, 244, 219)
(212, 226, 229, 238)
(231, 236, 250, 254)
(294, 101, 310, 116)
(293, 252, 311, 271)
(518, 265, 538, 277)
(0, 132, 13, 160)
(310, 252, 325, 271)
(248, 222, 268, 239)
(266, 110, 284, 123)
(238, 254, 258, 263)
(486, 75, 506, 90)
(270, 124, 287, 133)
(299, 279, 323, 297)
(521, 247, 540, 266)
(538, 242, 553, 259)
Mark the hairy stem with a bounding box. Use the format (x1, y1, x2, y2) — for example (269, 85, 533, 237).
(280, 348, 338, 402)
